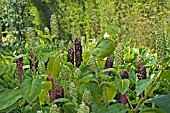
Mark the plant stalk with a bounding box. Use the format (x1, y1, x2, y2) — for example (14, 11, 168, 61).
(133, 70, 162, 113)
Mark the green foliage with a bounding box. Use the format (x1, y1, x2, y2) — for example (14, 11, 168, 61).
(0, 88, 21, 110)
(1, 0, 170, 113)
(115, 78, 130, 94)
(136, 78, 154, 96)
(92, 39, 116, 58)
(151, 94, 170, 113)
(21, 78, 42, 104)
(47, 57, 61, 79)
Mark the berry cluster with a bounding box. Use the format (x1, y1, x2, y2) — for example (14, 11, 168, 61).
(75, 37, 82, 67)
(120, 70, 129, 106)
(47, 76, 57, 102)
(67, 41, 74, 65)
(104, 57, 113, 75)
(17, 57, 23, 85)
(137, 64, 146, 80)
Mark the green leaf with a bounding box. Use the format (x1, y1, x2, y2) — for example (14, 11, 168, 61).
(151, 95, 170, 113)
(0, 103, 17, 113)
(42, 81, 52, 91)
(5, 63, 16, 76)
(0, 63, 6, 75)
(136, 79, 154, 96)
(92, 103, 107, 113)
(47, 57, 60, 79)
(13, 54, 26, 61)
(115, 78, 130, 94)
(60, 80, 71, 87)
(50, 98, 70, 105)
(21, 78, 42, 104)
(104, 103, 128, 113)
(100, 82, 117, 104)
(82, 51, 91, 63)
(102, 68, 117, 74)
(92, 39, 116, 58)
(63, 102, 77, 113)
(141, 108, 166, 113)
(41, 35, 53, 42)
(39, 89, 48, 107)
(0, 88, 21, 110)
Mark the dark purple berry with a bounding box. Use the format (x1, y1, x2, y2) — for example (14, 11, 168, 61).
(16, 57, 23, 85)
(67, 42, 74, 65)
(75, 37, 82, 67)
(122, 70, 129, 79)
(137, 64, 146, 80)
(120, 70, 129, 106)
(104, 58, 113, 75)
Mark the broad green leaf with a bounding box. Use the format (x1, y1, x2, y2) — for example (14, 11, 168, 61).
(115, 78, 130, 94)
(47, 57, 60, 79)
(21, 78, 42, 104)
(92, 39, 116, 58)
(100, 82, 117, 103)
(50, 98, 70, 105)
(39, 89, 48, 107)
(136, 79, 154, 96)
(92, 103, 107, 113)
(82, 51, 91, 63)
(0, 103, 17, 113)
(35, 52, 49, 62)
(151, 95, 170, 113)
(102, 68, 118, 74)
(41, 35, 52, 42)
(60, 80, 71, 87)
(98, 73, 112, 81)
(104, 103, 128, 113)
(13, 54, 26, 61)
(5, 63, 16, 76)
(79, 74, 96, 84)
(63, 102, 77, 113)
(0, 88, 21, 110)
(0, 63, 6, 75)
(42, 81, 52, 91)
(141, 108, 165, 113)
(81, 82, 102, 103)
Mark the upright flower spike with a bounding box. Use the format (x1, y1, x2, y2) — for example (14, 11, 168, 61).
(67, 41, 74, 65)
(115, 43, 124, 68)
(156, 31, 166, 59)
(120, 70, 129, 106)
(78, 102, 90, 113)
(26, 27, 36, 50)
(69, 82, 77, 102)
(88, 55, 97, 73)
(75, 36, 82, 67)
(50, 104, 60, 113)
(17, 57, 23, 86)
(50, 13, 58, 39)
(82, 88, 92, 111)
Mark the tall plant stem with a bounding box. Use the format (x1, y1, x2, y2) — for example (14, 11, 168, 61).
(133, 70, 162, 113)
(126, 93, 134, 110)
